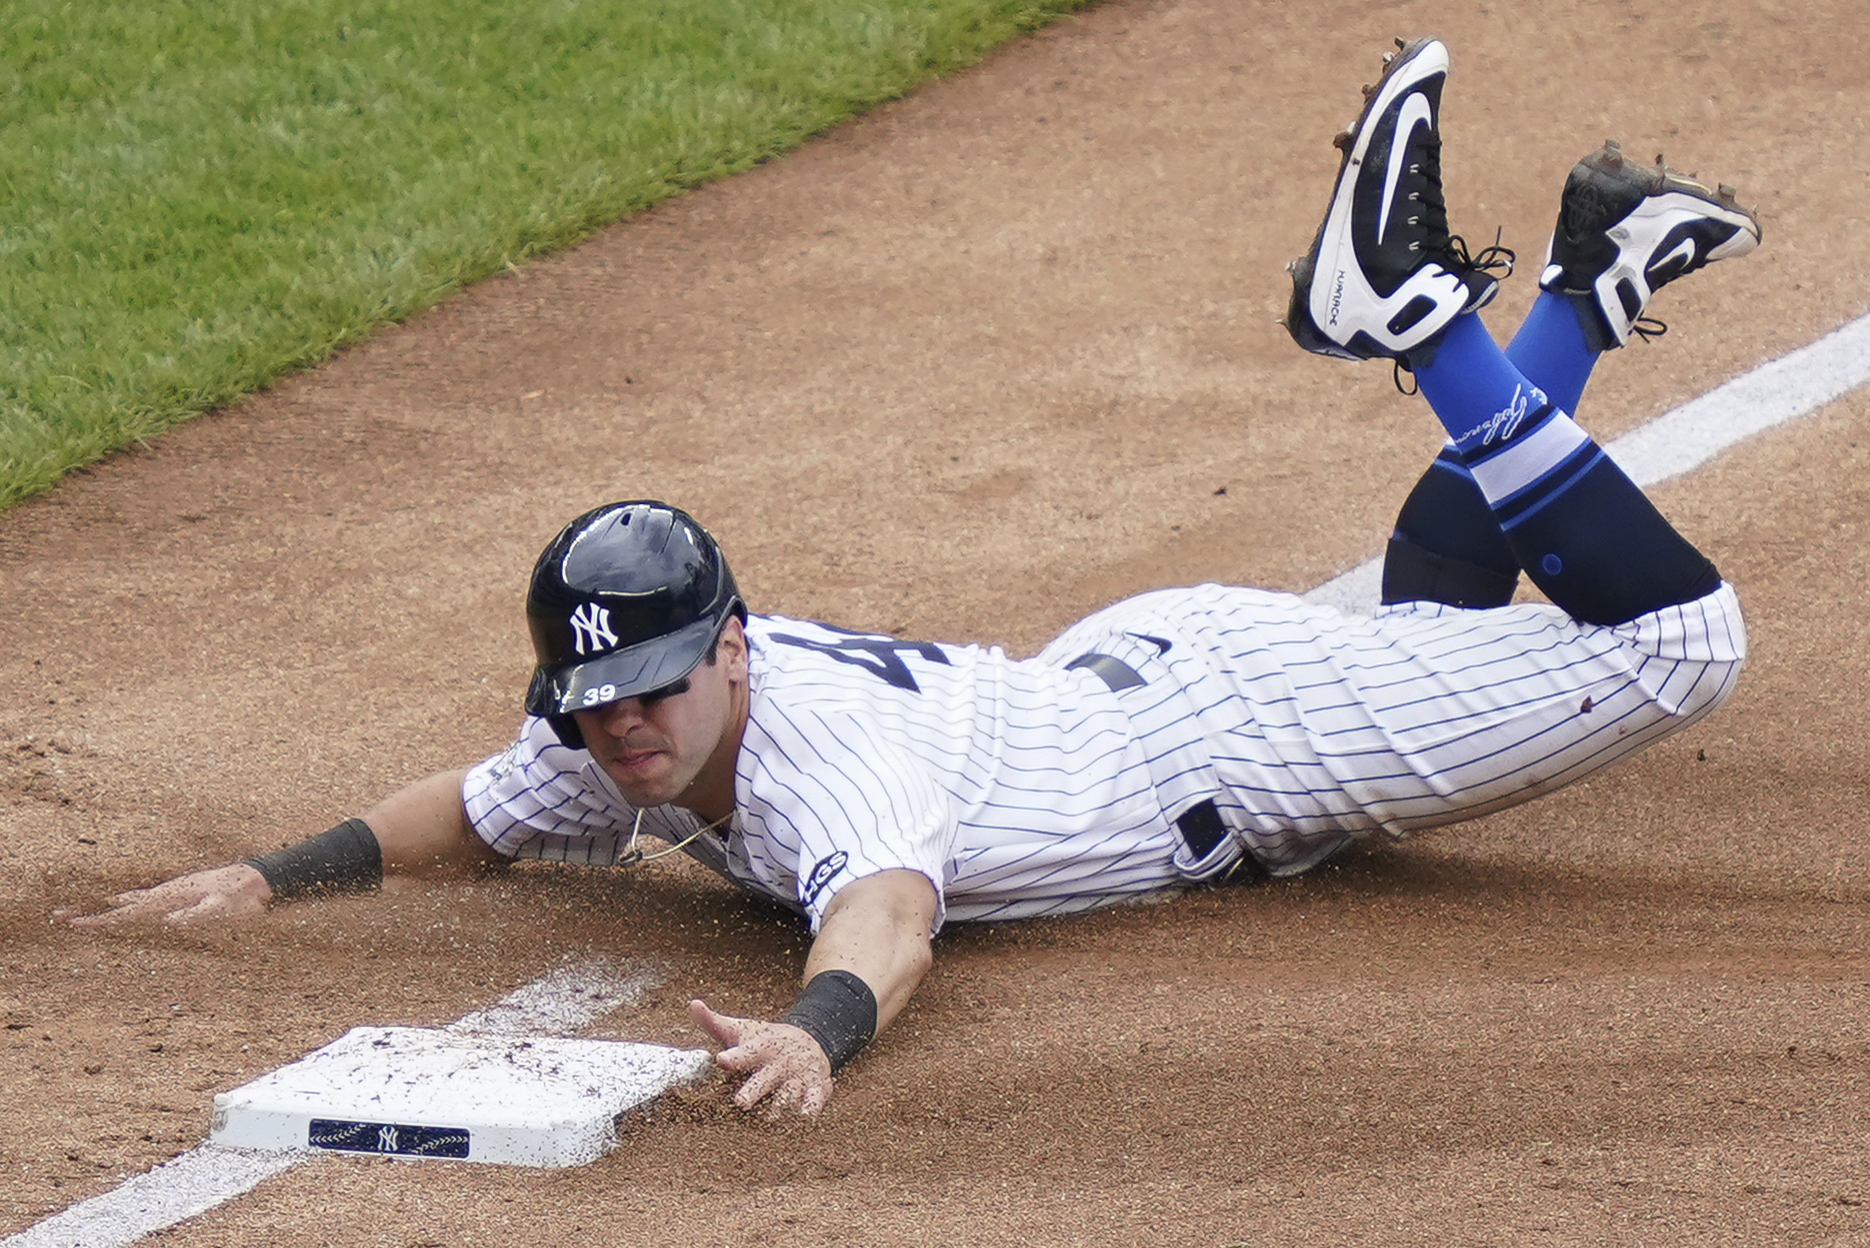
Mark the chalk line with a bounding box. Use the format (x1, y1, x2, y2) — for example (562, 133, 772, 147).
(0, 1149, 303, 1248)
(2, 960, 659, 1248)
(1305, 310, 1870, 612)
(447, 960, 664, 1036)
(10, 307, 1870, 1247)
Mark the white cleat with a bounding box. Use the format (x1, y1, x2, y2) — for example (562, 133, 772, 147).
(1284, 38, 1511, 365)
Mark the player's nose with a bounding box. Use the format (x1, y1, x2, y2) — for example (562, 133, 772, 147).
(592, 696, 651, 735)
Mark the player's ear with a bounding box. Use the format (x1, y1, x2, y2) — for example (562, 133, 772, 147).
(716, 616, 749, 678)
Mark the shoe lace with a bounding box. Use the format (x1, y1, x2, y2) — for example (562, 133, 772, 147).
(1444, 227, 1517, 282)
(1406, 135, 1517, 280)
(1630, 315, 1668, 343)
(1390, 228, 1518, 395)
(1405, 132, 1456, 256)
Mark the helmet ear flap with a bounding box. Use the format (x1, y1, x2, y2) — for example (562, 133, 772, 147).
(546, 714, 585, 750)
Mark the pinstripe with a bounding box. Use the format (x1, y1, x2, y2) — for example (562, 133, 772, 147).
(462, 585, 1744, 929)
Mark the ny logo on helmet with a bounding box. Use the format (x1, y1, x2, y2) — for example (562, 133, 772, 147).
(569, 603, 619, 655)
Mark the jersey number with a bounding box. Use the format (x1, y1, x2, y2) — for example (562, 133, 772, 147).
(768, 633, 949, 693)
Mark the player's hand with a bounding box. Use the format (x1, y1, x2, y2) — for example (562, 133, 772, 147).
(55, 864, 274, 926)
(688, 998, 834, 1118)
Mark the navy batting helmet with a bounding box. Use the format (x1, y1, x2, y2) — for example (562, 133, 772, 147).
(523, 501, 745, 747)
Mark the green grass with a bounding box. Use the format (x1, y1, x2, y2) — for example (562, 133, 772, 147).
(0, 0, 1090, 512)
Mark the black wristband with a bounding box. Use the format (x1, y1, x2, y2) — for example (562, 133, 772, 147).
(780, 969, 878, 1073)
(244, 818, 384, 901)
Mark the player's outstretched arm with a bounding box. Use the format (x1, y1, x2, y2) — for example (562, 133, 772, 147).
(61, 862, 278, 926)
(63, 767, 502, 926)
(690, 867, 937, 1117)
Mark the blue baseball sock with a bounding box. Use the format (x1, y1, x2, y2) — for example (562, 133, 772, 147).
(1383, 295, 1602, 608)
(1411, 314, 1719, 625)
(1417, 315, 1558, 458)
(1503, 291, 1599, 417)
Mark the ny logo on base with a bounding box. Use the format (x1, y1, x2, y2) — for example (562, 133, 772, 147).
(308, 1117, 472, 1159)
(570, 603, 619, 655)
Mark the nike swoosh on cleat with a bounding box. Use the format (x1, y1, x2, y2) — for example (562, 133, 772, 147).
(1648, 237, 1699, 280)
(1376, 92, 1434, 246)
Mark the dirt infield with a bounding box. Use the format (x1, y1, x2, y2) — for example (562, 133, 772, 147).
(5, 0, 1870, 1243)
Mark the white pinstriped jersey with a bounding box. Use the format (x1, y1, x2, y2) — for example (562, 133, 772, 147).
(462, 583, 1744, 931)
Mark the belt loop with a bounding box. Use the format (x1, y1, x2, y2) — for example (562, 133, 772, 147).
(1065, 652, 1145, 692)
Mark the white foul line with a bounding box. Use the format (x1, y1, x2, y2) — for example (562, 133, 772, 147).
(1, 960, 660, 1248)
(1305, 310, 1870, 611)
(447, 961, 665, 1036)
(1610, 313, 1870, 486)
(0, 1150, 304, 1248)
(10, 307, 1870, 1247)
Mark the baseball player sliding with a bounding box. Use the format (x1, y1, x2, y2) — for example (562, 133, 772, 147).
(73, 38, 1761, 1118)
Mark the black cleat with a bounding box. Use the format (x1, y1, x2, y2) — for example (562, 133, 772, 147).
(1539, 140, 1762, 349)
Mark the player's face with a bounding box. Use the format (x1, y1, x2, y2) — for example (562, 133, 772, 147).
(571, 619, 749, 816)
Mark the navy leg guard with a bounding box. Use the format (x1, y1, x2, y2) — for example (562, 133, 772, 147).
(1382, 450, 1520, 608)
